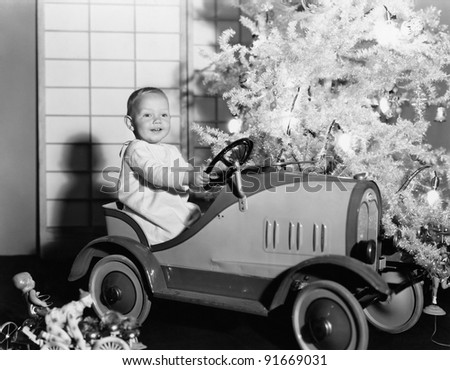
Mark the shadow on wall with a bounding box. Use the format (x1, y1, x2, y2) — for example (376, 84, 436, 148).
(42, 134, 115, 259)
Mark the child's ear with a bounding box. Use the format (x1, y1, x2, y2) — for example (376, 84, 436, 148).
(124, 115, 134, 131)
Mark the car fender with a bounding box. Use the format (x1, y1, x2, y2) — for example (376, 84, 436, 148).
(270, 255, 391, 310)
(67, 235, 167, 293)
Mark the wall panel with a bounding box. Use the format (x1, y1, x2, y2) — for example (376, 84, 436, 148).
(0, 0, 37, 255)
(40, 0, 185, 256)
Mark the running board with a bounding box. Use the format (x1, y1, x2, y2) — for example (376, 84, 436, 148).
(153, 289, 270, 316)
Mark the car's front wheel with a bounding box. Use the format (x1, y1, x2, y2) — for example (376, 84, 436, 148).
(89, 254, 151, 325)
(364, 270, 423, 333)
(292, 280, 369, 350)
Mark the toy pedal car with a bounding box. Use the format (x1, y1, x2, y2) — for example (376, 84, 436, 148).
(69, 138, 424, 350)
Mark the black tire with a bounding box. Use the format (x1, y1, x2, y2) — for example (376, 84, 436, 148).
(364, 270, 423, 333)
(89, 255, 151, 325)
(292, 280, 369, 350)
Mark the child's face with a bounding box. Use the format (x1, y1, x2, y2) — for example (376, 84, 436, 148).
(131, 93, 171, 144)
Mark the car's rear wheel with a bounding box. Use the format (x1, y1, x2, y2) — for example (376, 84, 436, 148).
(364, 270, 423, 333)
(89, 255, 151, 325)
(292, 280, 369, 350)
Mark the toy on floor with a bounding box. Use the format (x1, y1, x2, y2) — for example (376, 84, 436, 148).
(40, 289, 93, 350)
(77, 311, 145, 350)
(1, 274, 145, 350)
(12, 272, 51, 318)
(0, 272, 53, 349)
(0, 312, 47, 350)
(39, 291, 145, 350)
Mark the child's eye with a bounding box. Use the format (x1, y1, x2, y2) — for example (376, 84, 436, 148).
(162, 113, 169, 118)
(143, 113, 153, 118)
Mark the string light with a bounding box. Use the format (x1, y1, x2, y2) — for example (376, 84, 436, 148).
(379, 96, 393, 118)
(427, 171, 441, 207)
(335, 132, 353, 154)
(228, 117, 243, 134)
(427, 190, 441, 207)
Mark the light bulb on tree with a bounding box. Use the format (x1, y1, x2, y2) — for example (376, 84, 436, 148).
(335, 132, 353, 154)
(228, 117, 243, 134)
(372, 6, 402, 47)
(379, 97, 393, 118)
(427, 190, 440, 206)
(426, 171, 441, 207)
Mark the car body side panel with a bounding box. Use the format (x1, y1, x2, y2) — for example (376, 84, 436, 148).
(153, 176, 357, 281)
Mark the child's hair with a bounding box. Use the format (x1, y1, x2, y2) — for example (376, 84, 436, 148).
(126, 87, 167, 116)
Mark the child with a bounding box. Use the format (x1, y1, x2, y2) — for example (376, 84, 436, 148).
(117, 87, 209, 244)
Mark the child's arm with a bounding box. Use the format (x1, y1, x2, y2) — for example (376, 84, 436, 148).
(126, 142, 208, 190)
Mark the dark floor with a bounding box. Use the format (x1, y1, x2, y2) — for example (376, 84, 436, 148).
(1, 256, 450, 350)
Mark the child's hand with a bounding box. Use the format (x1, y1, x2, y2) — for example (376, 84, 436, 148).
(190, 169, 210, 188)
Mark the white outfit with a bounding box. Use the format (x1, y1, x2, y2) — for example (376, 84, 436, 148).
(117, 140, 201, 245)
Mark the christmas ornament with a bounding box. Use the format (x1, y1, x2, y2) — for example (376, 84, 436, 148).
(400, 18, 425, 38)
(434, 106, 447, 122)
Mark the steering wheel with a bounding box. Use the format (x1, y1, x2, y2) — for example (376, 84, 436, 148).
(204, 138, 253, 187)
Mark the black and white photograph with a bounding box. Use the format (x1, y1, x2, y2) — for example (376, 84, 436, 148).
(2, 0, 450, 366)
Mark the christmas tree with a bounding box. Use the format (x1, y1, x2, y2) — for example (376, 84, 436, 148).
(195, 0, 450, 279)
